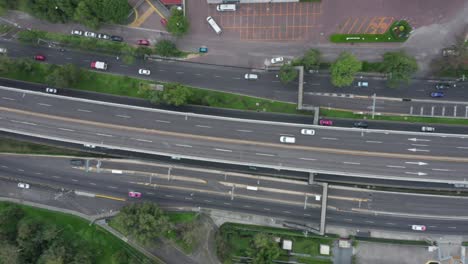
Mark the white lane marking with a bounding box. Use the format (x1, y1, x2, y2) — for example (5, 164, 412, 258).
(237, 129, 253, 133)
(11, 120, 37, 126)
(279, 133, 294, 136)
(58, 128, 75, 132)
(77, 109, 92, 113)
(448, 227, 457, 229)
(386, 222, 396, 225)
(456, 147, 468, 149)
(165, 195, 174, 198)
(263, 208, 270, 211)
(343, 162, 360, 165)
(196, 125, 212, 128)
(243, 205, 251, 208)
(185, 197, 193, 200)
(195, 73, 202, 76)
(233, 77, 241, 80)
(408, 138, 431, 142)
(1, 165, 8, 168)
(38, 103, 51, 107)
(321, 137, 338, 140)
(283, 211, 291, 214)
(214, 75, 221, 78)
(52, 175, 60, 178)
(431, 168, 453, 172)
(326, 216, 333, 219)
(146, 192, 154, 195)
(159, 69, 166, 72)
(35, 172, 42, 175)
(156, 120, 171, 123)
(214, 148, 232, 152)
(405, 172, 427, 176)
(429, 226, 437, 228)
(300, 158, 317, 161)
(344, 218, 353, 221)
(131, 138, 152, 143)
(89, 182, 96, 186)
(17, 169, 24, 172)
(204, 200, 212, 203)
(72, 179, 78, 182)
(256, 153, 275, 157)
(2, 97, 15, 101)
(386, 165, 406, 169)
(223, 202, 231, 205)
(108, 186, 118, 189)
(405, 162, 427, 166)
(116, 114, 131, 118)
(411, 144, 429, 147)
(407, 148, 430, 152)
(175, 144, 192, 148)
(176, 72, 184, 74)
(366, 141, 382, 144)
(65, 57, 72, 60)
(96, 133, 113, 137)
(365, 220, 374, 224)
(303, 214, 311, 217)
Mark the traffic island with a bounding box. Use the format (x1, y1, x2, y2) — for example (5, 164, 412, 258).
(330, 20, 412, 43)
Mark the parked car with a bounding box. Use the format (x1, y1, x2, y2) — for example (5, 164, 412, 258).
(71, 30, 83, 36)
(0, 47, 6, 54)
(319, 119, 333, 126)
(45, 87, 57, 94)
(442, 48, 459, 57)
(110, 35, 123, 42)
(357, 81, 368, 87)
(421, 126, 435, 132)
(34, 55, 46, 61)
(411, 225, 426, 231)
(18, 183, 30, 189)
(270, 57, 284, 64)
(160, 18, 168, 27)
(430, 92, 444, 98)
(279, 136, 295, 144)
(137, 39, 150, 46)
(300, 129, 315, 135)
(84, 31, 96, 38)
(138, 69, 151, 75)
(244, 73, 258, 80)
(435, 83, 450, 90)
(353, 121, 368, 128)
(128, 191, 142, 198)
(97, 33, 110, 40)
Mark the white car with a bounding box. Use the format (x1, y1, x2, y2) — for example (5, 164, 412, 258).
(301, 129, 315, 135)
(71, 30, 83, 36)
(18, 183, 30, 189)
(97, 33, 110, 40)
(358, 81, 368, 87)
(280, 136, 295, 144)
(84, 31, 96, 38)
(83, 144, 96, 148)
(411, 225, 426, 231)
(45, 87, 57, 94)
(244, 73, 258, 80)
(270, 57, 284, 64)
(138, 69, 151, 75)
(421, 126, 435, 132)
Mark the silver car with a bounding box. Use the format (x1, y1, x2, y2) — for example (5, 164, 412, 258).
(421, 126, 435, 132)
(71, 30, 83, 36)
(84, 31, 96, 38)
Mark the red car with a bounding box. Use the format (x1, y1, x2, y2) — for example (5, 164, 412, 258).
(319, 119, 333, 126)
(137, 39, 150, 46)
(128, 191, 142, 198)
(34, 55, 46, 61)
(160, 18, 168, 27)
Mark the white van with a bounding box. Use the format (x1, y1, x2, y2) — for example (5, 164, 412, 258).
(217, 4, 236, 12)
(206, 16, 222, 35)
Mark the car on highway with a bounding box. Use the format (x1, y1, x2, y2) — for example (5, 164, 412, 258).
(137, 39, 150, 46)
(128, 191, 142, 198)
(300, 129, 315, 135)
(84, 31, 96, 38)
(430, 92, 444, 98)
(34, 55, 46, 61)
(71, 29, 83, 36)
(83, 144, 96, 148)
(411, 225, 426, 231)
(270, 57, 284, 64)
(435, 83, 450, 90)
(97, 33, 110, 40)
(18, 182, 30, 189)
(353, 121, 368, 128)
(111, 35, 123, 42)
(421, 126, 435, 132)
(45, 87, 58, 94)
(357, 81, 368, 87)
(244, 73, 258, 80)
(280, 136, 295, 144)
(319, 119, 333, 126)
(138, 69, 151, 75)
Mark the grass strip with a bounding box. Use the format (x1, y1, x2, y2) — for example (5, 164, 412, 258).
(330, 20, 410, 43)
(353, 236, 430, 246)
(0, 136, 96, 156)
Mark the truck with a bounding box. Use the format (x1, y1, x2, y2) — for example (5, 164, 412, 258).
(90, 61, 107, 70)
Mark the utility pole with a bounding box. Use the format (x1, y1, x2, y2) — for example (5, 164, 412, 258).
(167, 167, 172, 181)
(371, 93, 376, 119)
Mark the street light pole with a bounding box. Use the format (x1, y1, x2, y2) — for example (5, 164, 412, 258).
(371, 93, 376, 119)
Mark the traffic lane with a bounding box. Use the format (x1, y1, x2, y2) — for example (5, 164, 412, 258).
(2, 110, 467, 181)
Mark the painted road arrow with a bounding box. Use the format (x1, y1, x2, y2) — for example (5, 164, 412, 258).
(405, 172, 427, 176)
(405, 162, 428, 166)
(408, 138, 431, 142)
(407, 148, 430, 152)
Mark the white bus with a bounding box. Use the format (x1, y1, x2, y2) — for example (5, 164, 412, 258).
(206, 16, 222, 35)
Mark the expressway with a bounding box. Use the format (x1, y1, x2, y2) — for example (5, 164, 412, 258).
(1, 86, 468, 184)
(3, 155, 468, 234)
(1, 39, 468, 117)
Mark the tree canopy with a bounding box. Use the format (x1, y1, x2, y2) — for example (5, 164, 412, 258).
(279, 64, 298, 84)
(248, 233, 281, 264)
(301, 49, 320, 70)
(382, 51, 418, 87)
(330, 52, 362, 87)
(139, 83, 193, 107)
(167, 8, 189, 37)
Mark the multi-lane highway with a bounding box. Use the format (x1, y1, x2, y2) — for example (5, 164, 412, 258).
(3, 155, 468, 234)
(1, 39, 468, 117)
(1, 86, 468, 184)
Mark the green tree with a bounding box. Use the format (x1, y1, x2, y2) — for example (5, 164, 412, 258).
(0, 204, 24, 242)
(155, 40, 181, 57)
(279, 64, 298, 84)
(95, 0, 130, 24)
(0, 242, 20, 264)
(73, 1, 99, 29)
(248, 233, 281, 264)
(330, 52, 362, 87)
(46, 64, 81, 88)
(16, 217, 44, 262)
(382, 51, 418, 88)
(29, 0, 75, 23)
(302, 49, 320, 70)
(166, 8, 189, 37)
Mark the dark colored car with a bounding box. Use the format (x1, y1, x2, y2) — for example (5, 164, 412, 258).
(435, 83, 450, 90)
(34, 55, 46, 61)
(137, 39, 150, 46)
(431, 92, 444, 98)
(110, 35, 123, 42)
(353, 121, 368, 128)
